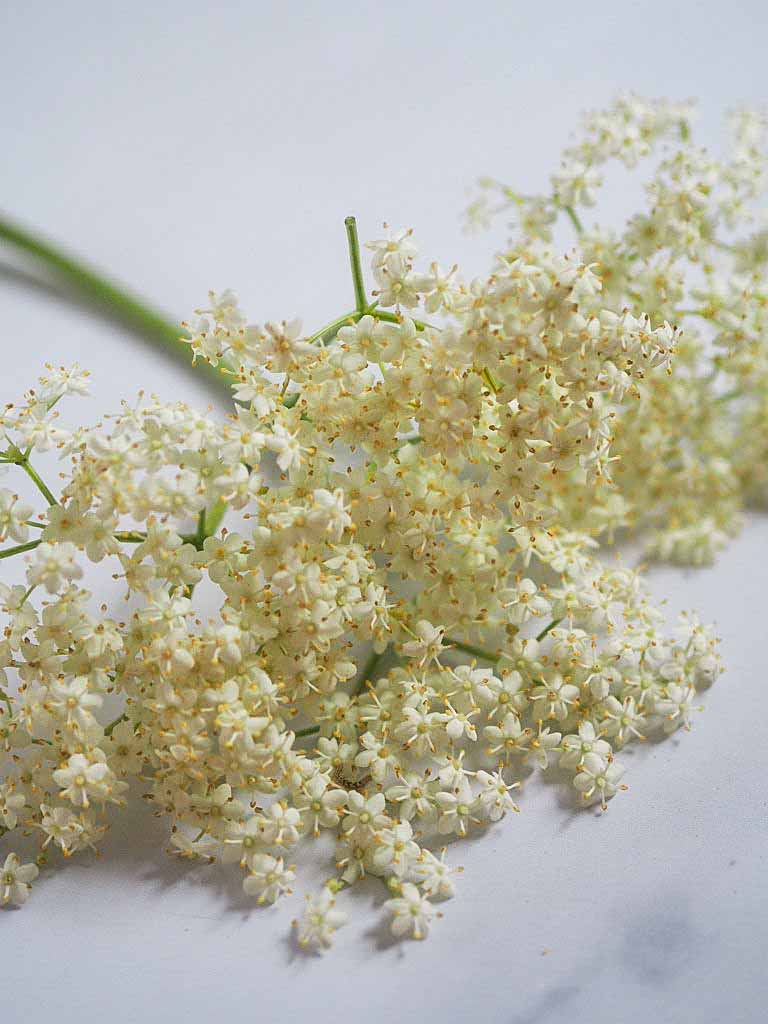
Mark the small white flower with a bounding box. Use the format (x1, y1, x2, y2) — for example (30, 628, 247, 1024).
(242, 854, 295, 904)
(573, 752, 627, 810)
(294, 887, 347, 952)
(52, 753, 116, 808)
(473, 769, 520, 821)
(401, 620, 445, 668)
(27, 542, 83, 594)
(654, 684, 700, 733)
(1, 853, 39, 906)
(410, 848, 461, 899)
(560, 720, 612, 770)
(0, 489, 33, 544)
(528, 724, 562, 769)
(384, 882, 437, 940)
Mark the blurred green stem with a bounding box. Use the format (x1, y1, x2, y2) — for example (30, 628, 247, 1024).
(0, 212, 228, 395)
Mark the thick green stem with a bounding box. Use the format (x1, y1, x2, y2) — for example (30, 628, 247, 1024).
(344, 216, 368, 313)
(192, 498, 227, 551)
(0, 214, 434, 414)
(307, 308, 361, 346)
(0, 212, 229, 396)
(193, 509, 208, 551)
(203, 498, 227, 538)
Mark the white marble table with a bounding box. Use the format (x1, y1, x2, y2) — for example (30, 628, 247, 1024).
(2, 3, 766, 1021)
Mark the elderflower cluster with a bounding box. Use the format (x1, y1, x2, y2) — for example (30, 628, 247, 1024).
(468, 93, 768, 564)
(0, 113, 726, 946)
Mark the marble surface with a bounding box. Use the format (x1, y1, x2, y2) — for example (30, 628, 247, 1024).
(2, 3, 767, 1022)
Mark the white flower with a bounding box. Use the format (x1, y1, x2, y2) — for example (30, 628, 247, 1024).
(0, 786, 25, 830)
(573, 753, 626, 810)
(530, 674, 580, 722)
(295, 775, 348, 836)
(504, 578, 551, 625)
(365, 225, 418, 268)
(435, 780, 479, 837)
(242, 854, 295, 904)
(38, 805, 87, 856)
(48, 676, 103, 731)
(0, 489, 33, 544)
(26, 542, 83, 594)
(601, 696, 646, 745)
(353, 731, 397, 782)
(528, 724, 562, 769)
(560, 720, 612, 770)
(371, 821, 419, 877)
(484, 712, 531, 761)
(341, 791, 389, 843)
(385, 772, 434, 820)
(1, 853, 39, 906)
(654, 684, 700, 733)
(260, 318, 313, 374)
(294, 887, 347, 952)
(401, 620, 445, 668)
(52, 753, 117, 808)
(373, 254, 421, 308)
(551, 158, 602, 207)
(473, 769, 520, 821)
(410, 848, 461, 899)
(384, 882, 437, 940)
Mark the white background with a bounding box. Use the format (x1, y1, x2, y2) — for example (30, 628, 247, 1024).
(2, 3, 767, 1022)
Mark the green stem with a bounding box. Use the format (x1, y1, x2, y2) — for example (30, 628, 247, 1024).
(203, 498, 227, 538)
(104, 713, 127, 737)
(675, 308, 710, 318)
(535, 617, 562, 642)
(373, 309, 433, 332)
(713, 388, 742, 405)
(354, 645, 387, 695)
(192, 498, 227, 551)
(344, 216, 368, 313)
(19, 460, 58, 506)
(307, 308, 361, 346)
(562, 205, 584, 235)
(482, 367, 501, 394)
(294, 724, 320, 739)
(0, 215, 433, 422)
(0, 539, 41, 560)
(0, 212, 229, 396)
(194, 508, 208, 551)
(445, 636, 499, 662)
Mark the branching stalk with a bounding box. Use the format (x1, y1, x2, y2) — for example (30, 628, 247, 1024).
(344, 216, 368, 313)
